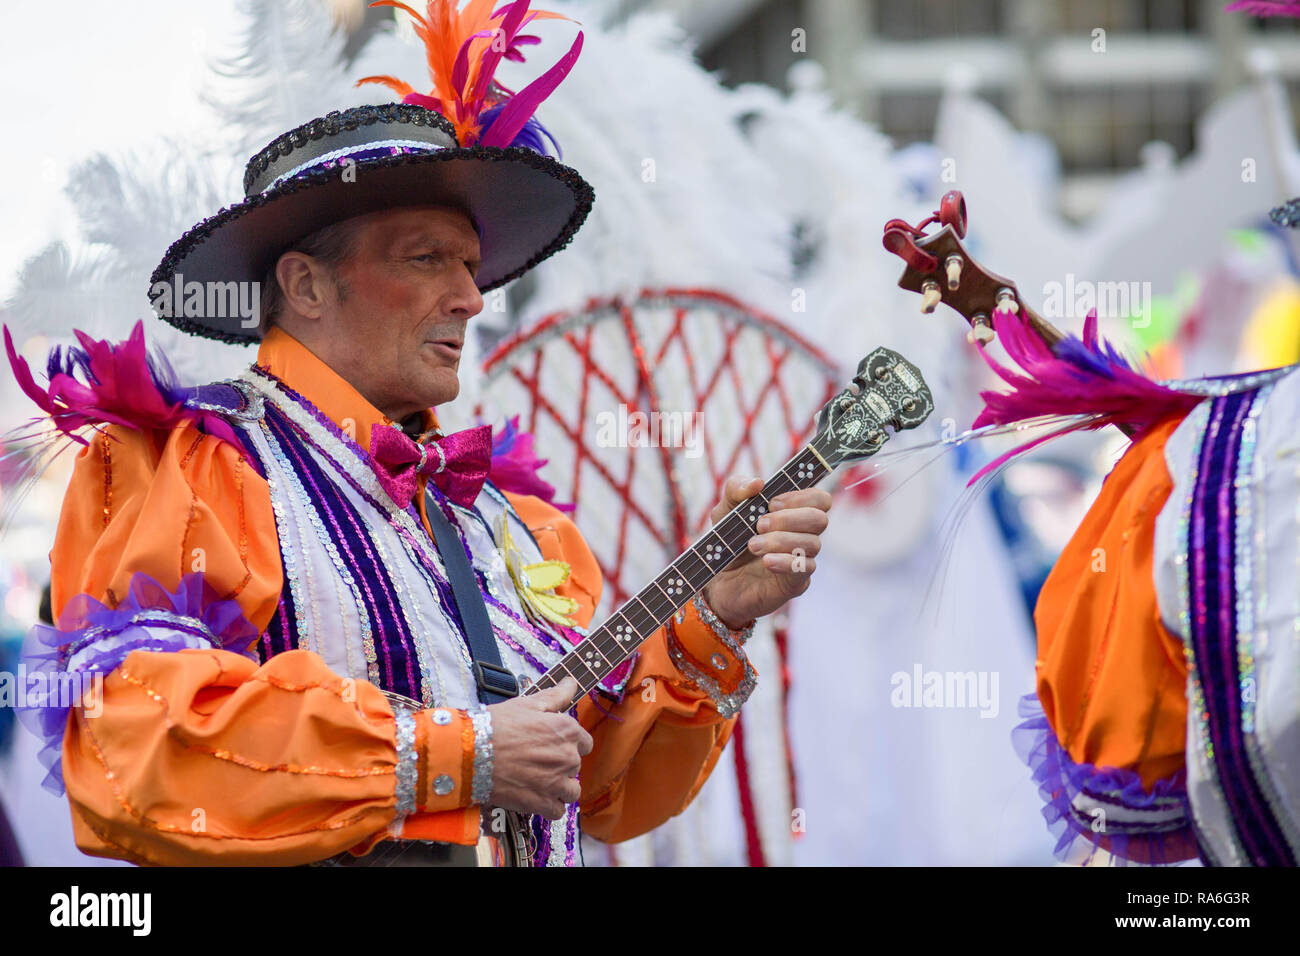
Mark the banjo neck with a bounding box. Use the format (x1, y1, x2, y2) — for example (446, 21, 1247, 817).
(527, 346, 935, 710)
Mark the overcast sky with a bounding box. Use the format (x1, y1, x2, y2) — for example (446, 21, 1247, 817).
(0, 1, 240, 301)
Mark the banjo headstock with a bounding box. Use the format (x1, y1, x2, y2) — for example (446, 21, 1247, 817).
(882, 190, 1063, 349)
(814, 347, 934, 466)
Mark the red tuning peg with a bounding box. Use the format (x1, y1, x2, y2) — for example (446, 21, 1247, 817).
(938, 190, 967, 238)
(882, 225, 939, 273)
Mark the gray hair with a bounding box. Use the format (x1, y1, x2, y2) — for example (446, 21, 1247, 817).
(258, 215, 367, 335)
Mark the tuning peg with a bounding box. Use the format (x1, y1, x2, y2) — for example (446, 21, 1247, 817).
(945, 255, 963, 291)
(995, 288, 1019, 314)
(920, 280, 942, 313)
(939, 191, 967, 238)
(967, 313, 994, 346)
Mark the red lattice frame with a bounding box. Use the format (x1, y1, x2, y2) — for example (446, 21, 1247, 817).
(482, 287, 839, 604)
(479, 287, 839, 866)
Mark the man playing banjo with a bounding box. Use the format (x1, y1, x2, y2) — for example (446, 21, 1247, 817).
(12, 0, 833, 866)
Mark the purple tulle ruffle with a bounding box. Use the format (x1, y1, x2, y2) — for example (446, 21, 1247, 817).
(17, 571, 260, 795)
(1013, 693, 1200, 865)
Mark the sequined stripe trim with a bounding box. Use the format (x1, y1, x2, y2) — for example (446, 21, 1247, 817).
(266, 408, 393, 689)
(1176, 402, 1216, 792)
(666, 600, 757, 719)
(390, 516, 557, 678)
(257, 364, 567, 670)
(390, 525, 481, 704)
(64, 610, 220, 660)
(100, 432, 113, 529)
(428, 486, 568, 666)
(229, 455, 253, 599)
(267, 408, 422, 701)
(246, 369, 562, 683)
(257, 392, 440, 699)
(469, 704, 494, 805)
(248, 419, 319, 660)
(692, 591, 757, 648)
(247, 369, 507, 699)
(243, 369, 388, 499)
(548, 813, 569, 867)
(532, 814, 551, 867)
(1190, 390, 1294, 865)
(367, 517, 445, 707)
(267, 140, 443, 189)
(260, 415, 370, 679)
(393, 708, 418, 818)
(564, 804, 579, 867)
(1209, 391, 1293, 864)
(1191, 393, 1264, 861)
(1233, 386, 1300, 855)
(264, 363, 566, 668)
(244, 370, 463, 602)
(459, 712, 475, 803)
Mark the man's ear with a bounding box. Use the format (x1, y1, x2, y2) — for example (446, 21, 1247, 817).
(275, 251, 332, 321)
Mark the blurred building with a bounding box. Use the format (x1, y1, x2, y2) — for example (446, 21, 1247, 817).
(604, 0, 1300, 218)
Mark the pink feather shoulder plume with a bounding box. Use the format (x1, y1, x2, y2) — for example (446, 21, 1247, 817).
(4, 320, 249, 454)
(967, 308, 1201, 484)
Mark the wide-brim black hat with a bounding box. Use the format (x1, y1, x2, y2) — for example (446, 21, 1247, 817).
(149, 102, 593, 343)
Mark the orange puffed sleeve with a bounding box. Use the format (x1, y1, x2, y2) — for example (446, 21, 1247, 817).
(505, 492, 756, 844)
(47, 422, 478, 864)
(1034, 413, 1190, 789)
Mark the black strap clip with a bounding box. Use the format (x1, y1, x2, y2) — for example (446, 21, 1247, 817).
(473, 660, 519, 701)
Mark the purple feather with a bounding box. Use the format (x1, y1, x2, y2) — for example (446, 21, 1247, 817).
(478, 101, 561, 156)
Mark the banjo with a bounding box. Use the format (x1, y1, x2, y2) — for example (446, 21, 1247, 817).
(364, 344, 934, 866)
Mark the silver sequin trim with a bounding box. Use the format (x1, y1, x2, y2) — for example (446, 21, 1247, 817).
(469, 703, 494, 805)
(665, 593, 757, 718)
(393, 707, 418, 818)
(692, 591, 756, 648)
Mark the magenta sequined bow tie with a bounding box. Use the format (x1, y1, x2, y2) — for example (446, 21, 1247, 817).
(369, 423, 493, 508)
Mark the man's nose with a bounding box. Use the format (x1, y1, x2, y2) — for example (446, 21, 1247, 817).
(446, 264, 484, 318)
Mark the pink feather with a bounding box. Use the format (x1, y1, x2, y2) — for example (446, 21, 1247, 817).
(4, 321, 250, 456)
(1224, 1, 1300, 17)
(478, 30, 582, 149)
(488, 414, 575, 512)
(965, 308, 1201, 484)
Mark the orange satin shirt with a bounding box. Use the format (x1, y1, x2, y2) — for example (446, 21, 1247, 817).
(1033, 413, 1190, 790)
(49, 327, 755, 865)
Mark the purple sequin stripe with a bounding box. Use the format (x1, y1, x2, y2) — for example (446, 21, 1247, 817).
(249, 366, 578, 684)
(17, 571, 259, 795)
(260, 403, 423, 700)
(565, 804, 579, 866)
(254, 367, 575, 667)
(1187, 390, 1295, 866)
(1012, 693, 1198, 864)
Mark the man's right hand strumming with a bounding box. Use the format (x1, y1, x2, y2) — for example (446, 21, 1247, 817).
(487, 677, 593, 820)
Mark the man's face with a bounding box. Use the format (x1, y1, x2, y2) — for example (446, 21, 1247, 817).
(318, 205, 483, 422)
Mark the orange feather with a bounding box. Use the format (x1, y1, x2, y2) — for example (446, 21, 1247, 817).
(359, 0, 577, 146)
